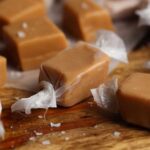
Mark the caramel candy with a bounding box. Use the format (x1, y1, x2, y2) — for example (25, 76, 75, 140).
(117, 73, 150, 129)
(0, 0, 45, 26)
(40, 42, 110, 107)
(0, 56, 7, 87)
(3, 17, 68, 71)
(63, 0, 114, 42)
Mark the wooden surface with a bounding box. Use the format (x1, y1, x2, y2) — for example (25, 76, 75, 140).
(0, 47, 150, 150)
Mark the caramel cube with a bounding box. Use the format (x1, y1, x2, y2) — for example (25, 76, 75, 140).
(0, 56, 7, 87)
(117, 73, 150, 129)
(0, 0, 45, 26)
(3, 17, 68, 71)
(63, 0, 114, 42)
(40, 42, 110, 107)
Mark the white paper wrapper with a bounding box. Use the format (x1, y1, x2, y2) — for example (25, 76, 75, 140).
(11, 30, 128, 114)
(95, 30, 128, 63)
(95, 0, 143, 20)
(136, 0, 150, 26)
(11, 81, 57, 114)
(0, 102, 5, 140)
(91, 78, 119, 114)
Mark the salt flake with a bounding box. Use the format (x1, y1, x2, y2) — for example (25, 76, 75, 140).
(50, 122, 61, 128)
(22, 22, 28, 29)
(42, 140, 51, 145)
(17, 31, 26, 39)
(112, 131, 121, 138)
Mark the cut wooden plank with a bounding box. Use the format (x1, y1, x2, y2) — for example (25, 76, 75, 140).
(0, 47, 150, 150)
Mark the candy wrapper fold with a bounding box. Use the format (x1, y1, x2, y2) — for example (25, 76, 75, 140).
(91, 78, 119, 114)
(136, 0, 150, 26)
(0, 101, 5, 140)
(11, 81, 57, 114)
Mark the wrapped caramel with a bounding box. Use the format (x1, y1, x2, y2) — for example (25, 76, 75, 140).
(92, 72, 150, 129)
(11, 30, 128, 114)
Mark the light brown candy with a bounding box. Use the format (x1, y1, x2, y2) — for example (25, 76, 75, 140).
(3, 17, 68, 71)
(0, 0, 45, 26)
(117, 72, 150, 129)
(40, 42, 110, 107)
(63, 0, 114, 42)
(0, 56, 7, 87)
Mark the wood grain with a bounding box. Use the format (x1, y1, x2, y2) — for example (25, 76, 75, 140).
(0, 47, 150, 150)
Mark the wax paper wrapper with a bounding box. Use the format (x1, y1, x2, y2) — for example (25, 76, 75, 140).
(95, 0, 145, 20)
(91, 78, 119, 114)
(136, 0, 150, 26)
(11, 30, 128, 114)
(0, 102, 5, 140)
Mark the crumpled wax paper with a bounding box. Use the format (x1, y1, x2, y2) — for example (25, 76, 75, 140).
(0, 102, 5, 140)
(136, 0, 150, 26)
(5, 0, 148, 92)
(91, 78, 119, 114)
(95, 0, 144, 20)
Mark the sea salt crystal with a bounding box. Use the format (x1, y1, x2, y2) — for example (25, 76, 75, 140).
(42, 140, 51, 145)
(38, 115, 43, 119)
(22, 22, 28, 29)
(112, 131, 121, 138)
(34, 131, 43, 136)
(50, 122, 61, 128)
(17, 31, 26, 39)
(61, 131, 66, 135)
(10, 125, 13, 129)
(65, 137, 70, 141)
(29, 136, 36, 141)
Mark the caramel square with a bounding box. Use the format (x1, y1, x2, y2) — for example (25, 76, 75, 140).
(3, 17, 68, 70)
(40, 42, 110, 107)
(118, 73, 150, 128)
(0, 56, 7, 87)
(63, 0, 114, 42)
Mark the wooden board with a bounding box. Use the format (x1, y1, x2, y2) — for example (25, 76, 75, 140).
(0, 47, 150, 150)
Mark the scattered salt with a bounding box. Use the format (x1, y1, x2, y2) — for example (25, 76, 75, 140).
(50, 122, 61, 128)
(17, 31, 26, 39)
(29, 136, 36, 141)
(38, 115, 43, 119)
(42, 140, 51, 145)
(34, 131, 43, 136)
(22, 22, 28, 29)
(65, 137, 70, 141)
(61, 131, 66, 135)
(112, 131, 121, 138)
(10, 125, 13, 129)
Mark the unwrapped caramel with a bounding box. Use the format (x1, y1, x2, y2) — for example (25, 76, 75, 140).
(0, 56, 7, 87)
(40, 42, 110, 107)
(3, 17, 68, 71)
(117, 73, 150, 129)
(0, 0, 45, 26)
(63, 0, 114, 42)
